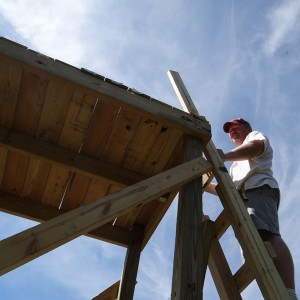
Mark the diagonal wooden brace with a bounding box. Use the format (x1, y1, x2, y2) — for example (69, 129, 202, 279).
(0, 156, 212, 276)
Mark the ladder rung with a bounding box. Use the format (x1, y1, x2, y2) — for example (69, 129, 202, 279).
(214, 210, 230, 239)
(234, 262, 255, 293)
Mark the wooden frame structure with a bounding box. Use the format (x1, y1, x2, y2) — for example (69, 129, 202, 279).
(0, 37, 289, 299)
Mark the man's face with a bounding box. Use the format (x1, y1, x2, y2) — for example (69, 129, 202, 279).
(228, 124, 249, 146)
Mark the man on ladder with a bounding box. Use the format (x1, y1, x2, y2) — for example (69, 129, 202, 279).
(204, 118, 297, 299)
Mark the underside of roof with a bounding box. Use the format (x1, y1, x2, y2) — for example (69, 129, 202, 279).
(0, 37, 211, 248)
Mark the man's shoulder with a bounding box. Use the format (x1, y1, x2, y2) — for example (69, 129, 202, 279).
(246, 131, 266, 141)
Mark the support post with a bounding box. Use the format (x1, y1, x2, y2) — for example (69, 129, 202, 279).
(171, 136, 204, 299)
(118, 225, 144, 300)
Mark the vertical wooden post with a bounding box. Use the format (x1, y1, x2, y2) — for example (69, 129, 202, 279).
(118, 225, 144, 300)
(171, 136, 204, 299)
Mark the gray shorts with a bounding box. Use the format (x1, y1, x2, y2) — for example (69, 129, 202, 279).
(243, 184, 280, 235)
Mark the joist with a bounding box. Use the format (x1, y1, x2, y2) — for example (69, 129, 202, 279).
(0, 125, 144, 186)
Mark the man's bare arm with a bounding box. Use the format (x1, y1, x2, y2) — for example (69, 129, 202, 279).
(223, 140, 265, 162)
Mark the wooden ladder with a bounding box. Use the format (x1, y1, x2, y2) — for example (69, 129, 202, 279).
(168, 70, 289, 300)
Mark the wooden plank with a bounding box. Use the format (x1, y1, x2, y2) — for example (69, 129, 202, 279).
(140, 128, 183, 176)
(59, 173, 91, 210)
(81, 178, 115, 205)
(208, 238, 242, 300)
(20, 158, 51, 201)
(0, 155, 212, 275)
(0, 148, 8, 187)
(13, 69, 48, 135)
(36, 80, 74, 143)
(0, 39, 211, 142)
(41, 165, 70, 207)
(200, 220, 215, 289)
(214, 210, 230, 239)
(168, 69, 289, 300)
(81, 99, 120, 158)
(58, 89, 97, 151)
(233, 262, 255, 293)
(0, 58, 22, 127)
(1, 151, 29, 195)
(100, 108, 142, 166)
(167, 70, 198, 114)
(92, 281, 120, 300)
(121, 117, 163, 173)
(118, 225, 143, 300)
(171, 137, 204, 300)
(138, 191, 177, 248)
(0, 125, 145, 186)
(0, 191, 132, 246)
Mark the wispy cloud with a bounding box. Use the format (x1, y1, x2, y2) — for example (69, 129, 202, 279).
(263, 0, 300, 56)
(0, 0, 93, 65)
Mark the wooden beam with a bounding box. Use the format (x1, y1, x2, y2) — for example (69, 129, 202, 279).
(200, 220, 215, 289)
(214, 210, 230, 239)
(117, 225, 144, 300)
(171, 137, 205, 299)
(208, 238, 242, 300)
(0, 125, 145, 186)
(0, 191, 132, 247)
(0, 38, 211, 143)
(233, 262, 255, 293)
(92, 281, 120, 300)
(0, 155, 212, 275)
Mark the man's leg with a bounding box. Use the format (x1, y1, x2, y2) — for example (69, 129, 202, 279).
(259, 230, 295, 290)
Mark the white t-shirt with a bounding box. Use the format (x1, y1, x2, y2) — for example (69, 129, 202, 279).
(229, 131, 278, 191)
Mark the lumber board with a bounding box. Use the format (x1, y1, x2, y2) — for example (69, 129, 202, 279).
(0, 59, 22, 127)
(140, 127, 183, 176)
(81, 178, 114, 206)
(139, 191, 177, 248)
(0, 39, 211, 143)
(118, 225, 143, 299)
(36, 80, 74, 143)
(171, 137, 205, 300)
(214, 210, 230, 239)
(0, 125, 145, 186)
(121, 117, 164, 173)
(58, 89, 97, 151)
(0, 191, 132, 247)
(0, 148, 7, 187)
(92, 281, 120, 300)
(200, 220, 215, 289)
(1, 151, 29, 195)
(0, 156, 212, 275)
(100, 108, 142, 166)
(81, 99, 121, 158)
(60, 173, 91, 210)
(13, 69, 48, 135)
(233, 262, 255, 293)
(40, 165, 70, 207)
(20, 158, 51, 201)
(208, 238, 242, 300)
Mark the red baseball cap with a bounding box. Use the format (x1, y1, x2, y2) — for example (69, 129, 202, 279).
(223, 118, 252, 133)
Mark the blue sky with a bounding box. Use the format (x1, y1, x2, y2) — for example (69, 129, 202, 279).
(0, 0, 300, 299)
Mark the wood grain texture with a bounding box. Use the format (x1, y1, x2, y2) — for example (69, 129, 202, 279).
(0, 156, 212, 275)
